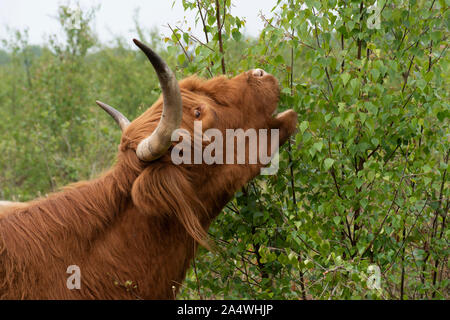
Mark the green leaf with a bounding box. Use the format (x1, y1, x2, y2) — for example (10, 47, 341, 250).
(274, 55, 284, 65)
(177, 53, 186, 65)
(416, 79, 427, 91)
(333, 216, 341, 225)
(311, 67, 321, 79)
(355, 178, 363, 189)
(183, 32, 189, 44)
(341, 72, 351, 86)
(232, 28, 241, 42)
(350, 78, 360, 91)
(370, 68, 380, 81)
(360, 198, 368, 209)
(299, 121, 309, 133)
(313, 141, 324, 152)
(324, 158, 335, 170)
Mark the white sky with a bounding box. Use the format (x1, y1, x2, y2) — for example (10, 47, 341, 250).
(0, 0, 277, 48)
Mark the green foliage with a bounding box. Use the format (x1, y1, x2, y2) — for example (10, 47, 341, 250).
(0, 0, 448, 299)
(173, 0, 449, 300)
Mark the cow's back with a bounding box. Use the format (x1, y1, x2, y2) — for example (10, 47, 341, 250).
(0, 201, 26, 217)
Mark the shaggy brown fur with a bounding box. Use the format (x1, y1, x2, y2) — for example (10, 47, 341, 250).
(0, 202, 25, 216)
(0, 71, 297, 299)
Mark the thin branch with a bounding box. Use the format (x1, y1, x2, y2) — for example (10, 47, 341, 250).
(167, 24, 190, 62)
(215, 0, 226, 74)
(196, 0, 209, 43)
(324, 67, 334, 92)
(188, 33, 215, 51)
(401, 48, 417, 93)
(191, 255, 203, 299)
(361, 144, 410, 257)
(383, 198, 429, 275)
(261, 14, 316, 50)
(429, 45, 448, 70)
(357, 2, 364, 60)
(287, 15, 306, 298)
(431, 149, 449, 298)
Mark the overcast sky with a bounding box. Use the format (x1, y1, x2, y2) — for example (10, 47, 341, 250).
(0, 0, 277, 47)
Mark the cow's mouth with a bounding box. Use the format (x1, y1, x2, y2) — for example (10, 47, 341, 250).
(271, 108, 295, 120)
(274, 109, 293, 117)
(269, 108, 298, 142)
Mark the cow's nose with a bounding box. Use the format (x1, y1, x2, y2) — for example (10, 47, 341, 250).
(252, 69, 266, 77)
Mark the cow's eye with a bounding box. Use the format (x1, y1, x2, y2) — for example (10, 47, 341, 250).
(194, 109, 201, 118)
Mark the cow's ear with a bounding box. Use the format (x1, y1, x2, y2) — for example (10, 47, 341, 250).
(131, 163, 209, 247)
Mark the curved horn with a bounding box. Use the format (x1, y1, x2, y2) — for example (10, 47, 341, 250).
(96, 100, 130, 132)
(133, 38, 182, 162)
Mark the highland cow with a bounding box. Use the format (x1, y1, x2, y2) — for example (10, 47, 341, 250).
(0, 39, 297, 299)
